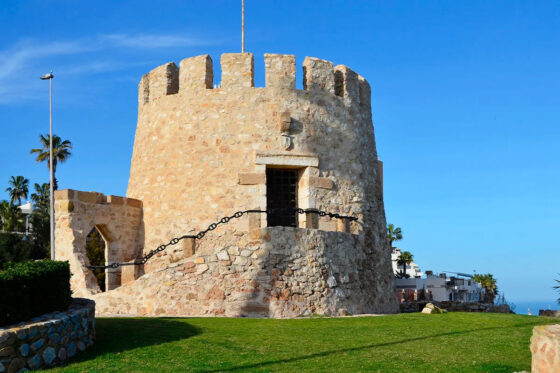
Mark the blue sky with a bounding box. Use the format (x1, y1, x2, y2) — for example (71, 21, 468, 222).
(1, 1, 559, 304)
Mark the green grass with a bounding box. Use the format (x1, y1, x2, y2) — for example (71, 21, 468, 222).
(47, 313, 558, 373)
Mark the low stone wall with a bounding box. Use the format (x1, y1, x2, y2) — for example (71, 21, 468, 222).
(0, 298, 95, 372)
(531, 324, 560, 373)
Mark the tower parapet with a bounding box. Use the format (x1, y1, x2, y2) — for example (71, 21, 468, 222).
(137, 53, 372, 111)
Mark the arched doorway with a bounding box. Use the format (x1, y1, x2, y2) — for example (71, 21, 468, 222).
(86, 227, 106, 292)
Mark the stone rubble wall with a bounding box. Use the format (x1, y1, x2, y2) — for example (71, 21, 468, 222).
(0, 299, 95, 372)
(531, 324, 560, 373)
(92, 227, 397, 317)
(54, 190, 142, 296)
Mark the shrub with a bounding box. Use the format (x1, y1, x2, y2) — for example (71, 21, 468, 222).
(0, 232, 34, 267)
(0, 260, 71, 326)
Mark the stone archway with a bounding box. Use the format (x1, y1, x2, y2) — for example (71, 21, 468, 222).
(85, 226, 107, 292)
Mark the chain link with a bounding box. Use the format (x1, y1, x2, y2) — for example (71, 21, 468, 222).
(86, 208, 356, 270)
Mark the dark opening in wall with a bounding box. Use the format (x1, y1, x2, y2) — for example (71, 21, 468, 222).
(334, 69, 344, 97)
(86, 227, 106, 292)
(266, 168, 298, 227)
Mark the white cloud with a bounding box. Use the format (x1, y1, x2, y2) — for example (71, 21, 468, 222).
(0, 33, 212, 104)
(101, 33, 207, 49)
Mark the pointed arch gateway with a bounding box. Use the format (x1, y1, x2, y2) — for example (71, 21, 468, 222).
(85, 224, 118, 292)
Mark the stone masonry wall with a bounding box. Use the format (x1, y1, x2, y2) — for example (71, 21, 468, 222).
(93, 227, 397, 317)
(54, 190, 142, 297)
(127, 52, 396, 314)
(0, 298, 95, 372)
(531, 324, 560, 373)
(128, 53, 391, 291)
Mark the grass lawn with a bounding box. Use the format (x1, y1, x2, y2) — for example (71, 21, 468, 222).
(47, 313, 558, 373)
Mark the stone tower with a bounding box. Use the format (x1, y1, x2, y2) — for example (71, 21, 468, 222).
(54, 53, 398, 317)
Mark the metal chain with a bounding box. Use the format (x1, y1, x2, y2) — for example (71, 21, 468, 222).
(86, 208, 357, 270)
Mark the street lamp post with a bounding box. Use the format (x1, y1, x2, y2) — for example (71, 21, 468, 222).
(40, 71, 55, 260)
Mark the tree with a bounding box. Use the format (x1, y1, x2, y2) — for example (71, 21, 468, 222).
(31, 183, 50, 211)
(396, 251, 414, 278)
(5, 176, 29, 205)
(86, 228, 106, 291)
(30, 134, 72, 190)
(0, 200, 24, 232)
(387, 223, 403, 249)
(474, 273, 498, 304)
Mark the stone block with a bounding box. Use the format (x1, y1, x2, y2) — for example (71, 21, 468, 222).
(358, 75, 371, 109)
(309, 176, 333, 190)
(531, 324, 560, 373)
(121, 261, 143, 285)
(77, 191, 102, 204)
(277, 111, 291, 133)
(107, 195, 125, 205)
(305, 212, 318, 229)
(221, 53, 254, 89)
(248, 211, 262, 231)
(255, 151, 319, 167)
(238, 173, 266, 185)
(183, 238, 196, 258)
(336, 219, 350, 233)
(264, 54, 296, 89)
(334, 64, 360, 106)
(58, 200, 74, 213)
(303, 57, 334, 94)
(54, 189, 75, 200)
(138, 73, 149, 106)
(126, 198, 142, 208)
(147, 62, 179, 101)
(180, 54, 213, 91)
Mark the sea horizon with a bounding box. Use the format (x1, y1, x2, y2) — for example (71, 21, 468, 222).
(511, 300, 559, 315)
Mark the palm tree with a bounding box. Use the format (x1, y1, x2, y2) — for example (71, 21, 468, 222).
(31, 182, 50, 211)
(387, 223, 403, 248)
(396, 251, 414, 278)
(0, 200, 24, 232)
(5, 176, 29, 205)
(30, 134, 72, 190)
(474, 273, 498, 304)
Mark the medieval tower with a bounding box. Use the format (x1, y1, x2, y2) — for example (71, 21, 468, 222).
(54, 52, 399, 317)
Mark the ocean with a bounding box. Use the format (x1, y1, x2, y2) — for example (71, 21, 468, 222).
(512, 300, 559, 315)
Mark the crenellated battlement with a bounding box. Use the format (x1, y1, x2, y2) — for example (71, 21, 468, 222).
(138, 53, 371, 109)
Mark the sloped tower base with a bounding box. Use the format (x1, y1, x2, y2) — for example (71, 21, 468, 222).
(92, 227, 397, 317)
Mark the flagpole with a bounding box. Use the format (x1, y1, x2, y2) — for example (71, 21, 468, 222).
(241, 0, 245, 53)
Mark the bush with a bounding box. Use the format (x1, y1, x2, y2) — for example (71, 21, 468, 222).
(0, 260, 71, 326)
(0, 232, 34, 267)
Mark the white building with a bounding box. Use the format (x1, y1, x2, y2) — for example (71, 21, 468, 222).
(391, 247, 423, 278)
(394, 272, 485, 303)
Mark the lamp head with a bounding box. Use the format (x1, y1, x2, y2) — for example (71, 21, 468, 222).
(40, 72, 54, 80)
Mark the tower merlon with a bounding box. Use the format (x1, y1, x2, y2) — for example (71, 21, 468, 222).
(302, 57, 335, 94)
(138, 62, 179, 106)
(334, 65, 360, 106)
(220, 53, 254, 89)
(264, 54, 296, 89)
(358, 75, 371, 110)
(180, 54, 213, 92)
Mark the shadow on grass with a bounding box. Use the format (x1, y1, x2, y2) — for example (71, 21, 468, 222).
(204, 321, 540, 372)
(68, 318, 201, 364)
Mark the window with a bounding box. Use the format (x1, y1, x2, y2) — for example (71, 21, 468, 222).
(266, 168, 298, 227)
